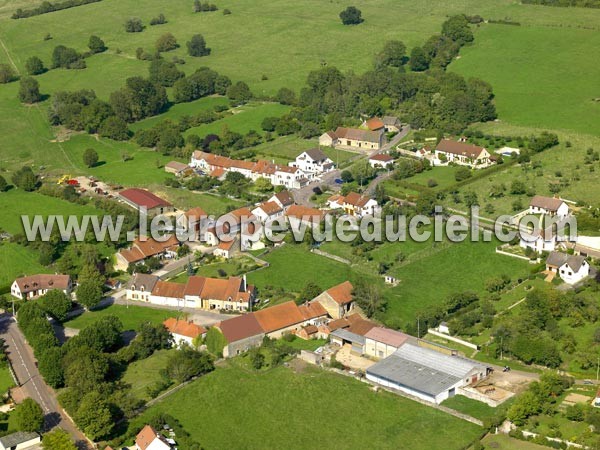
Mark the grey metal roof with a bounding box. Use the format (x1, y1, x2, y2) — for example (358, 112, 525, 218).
(366, 344, 486, 397)
(0, 431, 39, 449)
(331, 328, 365, 345)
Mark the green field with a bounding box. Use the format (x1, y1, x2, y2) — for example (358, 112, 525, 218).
(0, 242, 49, 288)
(481, 434, 549, 450)
(133, 362, 483, 450)
(247, 244, 354, 292)
(0, 364, 14, 396)
(452, 24, 600, 136)
(122, 349, 174, 401)
(64, 304, 175, 330)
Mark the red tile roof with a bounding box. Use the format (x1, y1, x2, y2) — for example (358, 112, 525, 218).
(326, 281, 354, 305)
(14, 274, 71, 293)
(120, 188, 172, 209)
(343, 192, 373, 208)
(370, 153, 394, 162)
(217, 314, 264, 343)
(253, 301, 305, 334)
(152, 281, 186, 299)
(135, 425, 167, 450)
(286, 205, 324, 221)
(255, 201, 283, 216)
(163, 318, 206, 339)
(185, 207, 207, 218)
(298, 302, 328, 321)
(365, 117, 385, 131)
(529, 195, 565, 212)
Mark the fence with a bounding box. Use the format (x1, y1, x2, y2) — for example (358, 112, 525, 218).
(427, 329, 479, 350)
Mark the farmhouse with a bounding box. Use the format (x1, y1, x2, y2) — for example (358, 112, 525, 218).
(369, 153, 394, 169)
(213, 238, 240, 259)
(163, 318, 207, 348)
(332, 127, 385, 151)
(328, 314, 377, 354)
(434, 139, 492, 168)
(318, 130, 337, 147)
(125, 274, 255, 311)
(119, 188, 175, 215)
(362, 116, 401, 133)
(254, 301, 306, 339)
(313, 281, 355, 319)
(215, 313, 265, 358)
(286, 204, 325, 228)
(252, 201, 284, 224)
(364, 327, 410, 359)
(135, 425, 171, 450)
(529, 195, 569, 219)
(289, 148, 335, 177)
(0, 432, 41, 450)
(11, 274, 72, 300)
(298, 301, 329, 326)
(340, 192, 380, 217)
(366, 343, 490, 404)
(126, 273, 159, 303)
(176, 207, 208, 241)
(164, 161, 192, 177)
(115, 235, 181, 271)
(545, 251, 590, 285)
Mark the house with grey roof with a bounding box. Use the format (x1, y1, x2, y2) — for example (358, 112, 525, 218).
(546, 251, 590, 285)
(366, 343, 490, 404)
(289, 148, 335, 178)
(0, 431, 40, 450)
(529, 195, 569, 219)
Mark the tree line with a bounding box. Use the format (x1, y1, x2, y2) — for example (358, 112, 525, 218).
(12, 0, 101, 19)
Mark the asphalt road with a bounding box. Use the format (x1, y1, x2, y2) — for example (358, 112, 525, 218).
(0, 315, 90, 449)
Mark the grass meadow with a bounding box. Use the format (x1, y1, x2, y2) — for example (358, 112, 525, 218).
(134, 362, 483, 450)
(0, 242, 49, 289)
(122, 349, 174, 401)
(64, 303, 175, 330)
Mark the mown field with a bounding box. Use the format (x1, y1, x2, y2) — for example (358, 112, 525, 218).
(122, 349, 174, 401)
(0, 242, 49, 289)
(133, 362, 483, 450)
(64, 303, 175, 330)
(451, 23, 600, 136)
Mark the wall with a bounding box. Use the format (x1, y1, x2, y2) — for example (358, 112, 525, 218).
(223, 333, 265, 358)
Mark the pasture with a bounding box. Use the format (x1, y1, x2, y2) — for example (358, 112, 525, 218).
(0, 242, 49, 289)
(122, 349, 174, 401)
(132, 362, 483, 450)
(451, 24, 600, 136)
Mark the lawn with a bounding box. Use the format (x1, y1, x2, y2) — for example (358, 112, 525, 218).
(131, 362, 483, 450)
(384, 238, 530, 326)
(442, 395, 507, 423)
(451, 24, 600, 136)
(0, 189, 106, 235)
(183, 102, 290, 138)
(480, 434, 549, 450)
(0, 242, 49, 290)
(0, 364, 14, 397)
(64, 304, 175, 331)
(247, 244, 354, 292)
(122, 349, 174, 402)
(168, 256, 260, 282)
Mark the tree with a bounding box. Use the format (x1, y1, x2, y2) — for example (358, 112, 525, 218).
(76, 280, 102, 309)
(454, 166, 472, 181)
(442, 15, 474, 46)
(352, 278, 385, 318)
(110, 76, 168, 122)
(0, 175, 7, 192)
(510, 180, 526, 195)
(37, 346, 65, 388)
(156, 33, 178, 52)
(82, 148, 98, 168)
(51, 45, 83, 69)
(42, 429, 77, 450)
(39, 290, 72, 321)
(14, 398, 44, 432)
(0, 64, 17, 83)
(297, 282, 322, 304)
(98, 116, 130, 140)
(339, 6, 363, 25)
(340, 170, 353, 183)
(11, 166, 37, 191)
(166, 346, 214, 383)
(74, 391, 114, 440)
(507, 391, 541, 426)
(18, 77, 42, 103)
(125, 17, 144, 33)
(193, 0, 201, 12)
(377, 40, 406, 67)
(226, 81, 252, 105)
(25, 56, 45, 75)
(148, 59, 184, 87)
(409, 47, 429, 72)
(88, 35, 106, 54)
(187, 34, 210, 57)
(254, 177, 273, 193)
(276, 87, 296, 105)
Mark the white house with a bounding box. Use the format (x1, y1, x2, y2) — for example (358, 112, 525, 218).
(252, 201, 284, 224)
(366, 343, 490, 404)
(434, 139, 492, 168)
(340, 192, 380, 217)
(269, 190, 294, 211)
(369, 153, 394, 169)
(11, 274, 72, 300)
(176, 207, 208, 241)
(546, 252, 590, 285)
(364, 327, 409, 360)
(126, 273, 159, 303)
(135, 425, 171, 450)
(289, 148, 334, 178)
(163, 318, 207, 348)
(519, 227, 559, 253)
(529, 195, 569, 219)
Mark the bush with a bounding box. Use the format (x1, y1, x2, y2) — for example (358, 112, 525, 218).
(156, 33, 178, 52)
(150, 13, 167, 25)
(339, 6, 363, 25)
(186, 34, 210, 57)
(25, 56, 45, 75)
(0, 64, 17, 83)
(125, 17, 143, 33)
